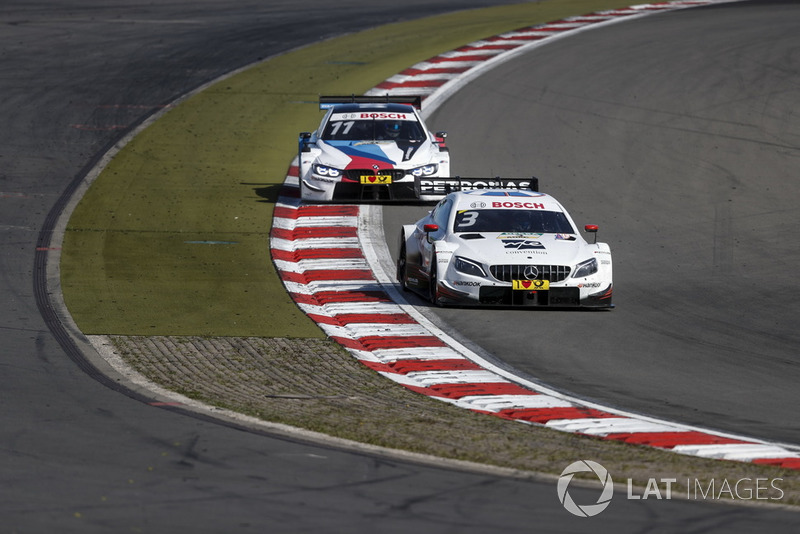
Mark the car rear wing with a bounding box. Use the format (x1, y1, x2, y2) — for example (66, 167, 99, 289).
(319, 94, 422, 110)
(415, 176, 539, 197)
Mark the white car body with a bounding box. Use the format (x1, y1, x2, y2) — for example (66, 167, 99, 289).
(298, 96, 450, 202)
(397, 187, 613, 308)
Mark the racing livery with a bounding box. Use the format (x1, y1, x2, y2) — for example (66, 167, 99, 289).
(298, 95, 450, 202)
(397, 181, 613, 308)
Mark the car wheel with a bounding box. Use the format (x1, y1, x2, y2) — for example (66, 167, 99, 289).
(429, 256, 440, 306)
(397, 240, 409, 291)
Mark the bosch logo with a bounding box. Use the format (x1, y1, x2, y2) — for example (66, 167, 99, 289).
(359, 112, 410, 119)
(491, 201, 544, 209)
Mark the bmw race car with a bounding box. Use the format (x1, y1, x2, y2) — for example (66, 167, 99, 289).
(397, 179, 613, 308)
(298, 95, 450, 202)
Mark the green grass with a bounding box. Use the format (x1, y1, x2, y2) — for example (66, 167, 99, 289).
(61, 0, 637, 336)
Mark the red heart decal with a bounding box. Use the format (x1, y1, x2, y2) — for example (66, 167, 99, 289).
(368, 176, 377, 183)
(521, 281, 532, 289)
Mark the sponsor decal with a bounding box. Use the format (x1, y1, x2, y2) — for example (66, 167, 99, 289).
(497, 232, 542, 239)
(331, 112, 414, 121)
(469, 201, 487, 209)
(492, 201, 545, 209)
(577, 282, 602, 288)
(360, 112, 412, 120)
(418, 179, 533, 194)
(360, 174, 392, 184)
(453, 280, 481, 287)
(513, 279, 549, 290)
(555, 233, 576, 241)
(502, 239, 545, 250)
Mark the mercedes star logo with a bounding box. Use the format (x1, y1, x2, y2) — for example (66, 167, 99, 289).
(523, 266, 539, 280)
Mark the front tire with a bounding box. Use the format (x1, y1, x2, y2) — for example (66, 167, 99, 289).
(428, 255, 440, 306)
(397, 240, 409, 291)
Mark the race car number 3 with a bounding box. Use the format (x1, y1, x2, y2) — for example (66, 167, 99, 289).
(512, 279, 549, 290)
(360, 175, 392, 184)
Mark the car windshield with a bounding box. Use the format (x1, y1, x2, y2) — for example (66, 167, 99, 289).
(453, 209, 575, 234)
(321, 118, 426, 142)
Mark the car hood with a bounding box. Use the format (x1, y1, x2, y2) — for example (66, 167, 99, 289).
(452, 232, 591, 265)
(318, 139, 435, 170)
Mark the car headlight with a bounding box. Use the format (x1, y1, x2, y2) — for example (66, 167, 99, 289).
(454, 256, 487, 277)
(572, 257, 598, 278)
(312, 163, 343, 178)
(410, 164, 438, 177)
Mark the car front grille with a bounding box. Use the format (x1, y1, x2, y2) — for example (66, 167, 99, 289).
(489, 264, 571, 283)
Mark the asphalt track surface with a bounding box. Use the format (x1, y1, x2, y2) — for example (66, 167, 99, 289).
(1, 0, 797, 532)
(387, 0, 800, 445)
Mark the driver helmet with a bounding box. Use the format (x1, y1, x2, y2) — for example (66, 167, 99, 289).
(384, 121, 401, 138)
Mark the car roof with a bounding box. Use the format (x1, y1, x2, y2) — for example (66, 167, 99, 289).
(450, 189, 565, 212)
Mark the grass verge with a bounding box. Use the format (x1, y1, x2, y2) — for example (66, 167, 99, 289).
(112, 334, 799, 505)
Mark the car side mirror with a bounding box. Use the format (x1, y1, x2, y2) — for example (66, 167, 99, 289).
(584, 224, 598, 244)
(423, 223, 439, 243)
(299, 132, 312, 152)
(434, 131, 448, 151)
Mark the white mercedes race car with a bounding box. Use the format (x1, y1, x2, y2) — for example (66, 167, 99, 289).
(298, 95, 450, 202)
(397, 179, 613, 308)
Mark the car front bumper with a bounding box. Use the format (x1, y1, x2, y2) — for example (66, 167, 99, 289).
(438, 280, 613, 308)
(301, 176, 424, 202)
